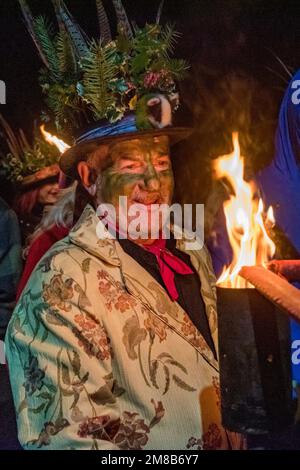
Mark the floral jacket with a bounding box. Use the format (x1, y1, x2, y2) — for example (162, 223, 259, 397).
(6, 205, 237, 450)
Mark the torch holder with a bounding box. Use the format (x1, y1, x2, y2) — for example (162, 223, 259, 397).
(217, 287, 293, 434)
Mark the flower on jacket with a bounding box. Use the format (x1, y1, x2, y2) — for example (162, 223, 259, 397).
(115, 293, 137, 313)
(73, 314, 113, 361)
(78, 415, 120, 442)
(181, 313, 197, 337)
(144, 313, 167, 342)
(180, 313, 211, 353)
(23, 356, 45, 396)
(186, 423, 222, 450)
(97, 269, 136, 313)
(42, 274, 74, 312)
(74, 313, 97, 331)
(114, 412, 150, 450)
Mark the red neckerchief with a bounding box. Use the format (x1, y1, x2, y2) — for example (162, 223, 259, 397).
(143, 238, 193, 301)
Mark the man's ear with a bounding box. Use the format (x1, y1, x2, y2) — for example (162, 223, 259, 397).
(77, 161, 97, 187)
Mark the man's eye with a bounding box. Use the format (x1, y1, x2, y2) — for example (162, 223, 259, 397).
(122, 162, 142, 171)
(156, 159, 170, 170)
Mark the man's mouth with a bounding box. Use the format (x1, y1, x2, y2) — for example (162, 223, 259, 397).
(133, 195, 161, 205)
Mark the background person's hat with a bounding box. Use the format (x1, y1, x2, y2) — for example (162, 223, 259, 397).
(0, 114, 60, 188)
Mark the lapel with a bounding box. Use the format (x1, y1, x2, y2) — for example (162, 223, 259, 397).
(69, 206, 219, 371)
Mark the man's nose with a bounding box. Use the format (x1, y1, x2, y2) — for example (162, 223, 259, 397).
(142, 165, 160, 191)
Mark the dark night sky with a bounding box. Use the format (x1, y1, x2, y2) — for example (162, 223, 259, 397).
(0, 0, 299, 202)
(0, 0, 299, 130)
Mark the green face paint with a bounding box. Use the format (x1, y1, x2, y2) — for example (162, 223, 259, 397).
(98, 136, 174, 207)
(95, 136, 174, 240)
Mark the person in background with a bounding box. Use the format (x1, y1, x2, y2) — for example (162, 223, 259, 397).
(256, 69, 300, 420)
(0, 196, 22, 341)
(0, 196, 22, 451)
(16, 183, 76, 299)
(14, 167, 60, 245)
(0, 115, 60, 246)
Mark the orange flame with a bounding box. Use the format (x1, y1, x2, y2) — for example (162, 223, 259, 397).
(214, 132, 275, 288)
(40, 125, 70, 153)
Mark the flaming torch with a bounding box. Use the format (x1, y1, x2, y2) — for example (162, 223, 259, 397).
(213, 133, 292, 434)
(40, 125, 70, 153)
(213, 132, 275, 288)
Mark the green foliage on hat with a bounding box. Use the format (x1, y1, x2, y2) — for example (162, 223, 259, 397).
(20, 1, 189, 137)
(0, 116, 60, 183)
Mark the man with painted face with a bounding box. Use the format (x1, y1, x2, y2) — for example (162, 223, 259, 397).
(5, 106, 245, 450)
(5, 0, 245, 450)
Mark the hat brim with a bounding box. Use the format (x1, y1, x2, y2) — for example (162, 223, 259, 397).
(59, 127, 193, 177)
(21, 164, 60, 188)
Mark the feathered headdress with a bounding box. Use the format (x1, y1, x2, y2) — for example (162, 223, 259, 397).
(19, 0, 191, 176)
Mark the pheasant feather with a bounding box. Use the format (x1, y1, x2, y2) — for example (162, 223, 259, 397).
(156, 0, 165, 24)
(112, 0, 133, 40)
(51, 0, 65, 33)
(54, 0, 89, 58)
(96, 0, 112, 45)
(18, 0, 49, 68)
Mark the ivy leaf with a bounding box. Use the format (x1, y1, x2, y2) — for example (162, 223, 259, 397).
(131, 51, 149, 75)
(116, 33, 131, 53)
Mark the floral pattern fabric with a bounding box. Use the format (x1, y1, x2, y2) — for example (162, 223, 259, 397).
(6, 205, 238, 450)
